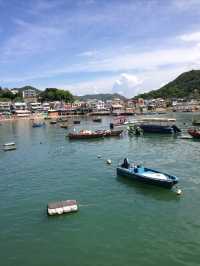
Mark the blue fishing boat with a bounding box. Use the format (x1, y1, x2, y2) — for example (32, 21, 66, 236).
(32, 122, 45, 128)
(117, 159, 178, 189)
(138, 118, 181, 134)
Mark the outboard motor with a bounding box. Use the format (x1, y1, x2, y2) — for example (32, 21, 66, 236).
(172, 125, 181, 133)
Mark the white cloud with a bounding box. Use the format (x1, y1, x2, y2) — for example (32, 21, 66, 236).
(77, 50, 99, 58)
(180, 31, 200, 42)
(112, 73, 143, 97)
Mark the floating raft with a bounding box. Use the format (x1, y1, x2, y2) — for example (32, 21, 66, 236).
(47, 200, 78, 216)
(3, 142, 16, 151)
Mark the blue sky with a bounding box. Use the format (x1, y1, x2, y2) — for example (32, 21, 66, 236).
(0, 0, 200, 97)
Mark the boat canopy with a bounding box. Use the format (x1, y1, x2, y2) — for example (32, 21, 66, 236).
(138, 117, 176, 125)
(139, 118, 176, 122)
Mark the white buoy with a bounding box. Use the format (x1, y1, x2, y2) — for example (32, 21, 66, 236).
(106, 159, 112, 165)
(176, 189, 182, 195)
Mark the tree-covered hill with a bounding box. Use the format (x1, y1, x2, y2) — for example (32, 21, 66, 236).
(77, 93, 127, 101)
(135, 70, 200, 99)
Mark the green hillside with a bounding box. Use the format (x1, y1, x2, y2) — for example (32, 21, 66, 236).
(135, 70, 200, 99)
(77, 93, 127, 101)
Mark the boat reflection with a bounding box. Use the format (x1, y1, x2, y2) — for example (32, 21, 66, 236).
(116, 175, 180, 202)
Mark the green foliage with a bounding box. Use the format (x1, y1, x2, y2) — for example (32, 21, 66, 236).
(135, 70, 200, 99)
(40, 88, 74, 103)
(0, 89, 22, 101)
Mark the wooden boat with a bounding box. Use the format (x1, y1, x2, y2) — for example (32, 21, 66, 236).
(105, 129, 123, 136)
(3, 142, 16, 151)
(73, 120, 81, 124)
(57, 117, 68, 123)
(117, 159, 178, 189)
(110, 116, 127, 129)
(188, 128, 200, 138)
(47, 200, 78, 216)
(60, 123, 68, 129)
(93, 117, 102, 123)
(68, 130, 104, 139)
(96, 129, 123, 137)
(50, 120, 57, 124)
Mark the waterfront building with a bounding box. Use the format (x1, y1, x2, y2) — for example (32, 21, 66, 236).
(0, 102, 11, 113)
(13, 102, 30, 117)
(48, 109, 59, 117)
(23, 89, 38, 103)
(14, 102, 27, 110)
(28, 102, 43, 113)
(42, 102, 50, 112)
(86, 99, 106, 111)
(10, 89, 19, 95)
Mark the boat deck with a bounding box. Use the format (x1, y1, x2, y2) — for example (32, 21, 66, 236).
(140, 171, 168, 180)
(129, 167, 168, 180)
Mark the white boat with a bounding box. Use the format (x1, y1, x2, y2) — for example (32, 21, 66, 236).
(3, 142, 16, 151)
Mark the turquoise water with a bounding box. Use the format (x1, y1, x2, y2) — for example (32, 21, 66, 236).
(1, 113, 200, 266)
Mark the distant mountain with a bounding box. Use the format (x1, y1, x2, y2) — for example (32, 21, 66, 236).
(135, 70, 200, 99)
(77, 93, 127, 101)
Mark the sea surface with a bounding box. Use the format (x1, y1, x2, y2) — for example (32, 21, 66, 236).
(0, 113, 200, 266)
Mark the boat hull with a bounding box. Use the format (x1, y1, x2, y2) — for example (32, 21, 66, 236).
(68, 132, 104, 139)
(139, 124, 173, 134)
(32, 123, 45, 128)
(117, 167, 178, 189)
(105, 130, 123, 136)
(93, 119, 102, 122)
(4, 146, 16, 151)
(188, 129, 200, 138)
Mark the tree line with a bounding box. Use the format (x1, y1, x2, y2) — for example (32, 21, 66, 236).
(0, 87, 74, 103)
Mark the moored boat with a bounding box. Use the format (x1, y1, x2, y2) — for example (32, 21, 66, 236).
(3, 142, 16, 151)
(93, 117, 102, 123)
(32, 122, 45, 128)
(106, 129, 123, 136)
(68, 130, 104, 139)
(117, 158, 178, 189)
(50, 120, 57, 124)
(73, 120, 81, 124)
(60, 123, 68, 129)
(57, 117, 68, 123)
(110, 116, 127, 129)
(137, 118, 181, 134)
(99, 129, 123, 137)
(188, 128, 200, 138)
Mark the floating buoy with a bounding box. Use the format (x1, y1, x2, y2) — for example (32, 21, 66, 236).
(97, 155, 101, 158)
(106, 159, 112, 165)
(47, 200, 78, 216)
(176, 189, 182, 196)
